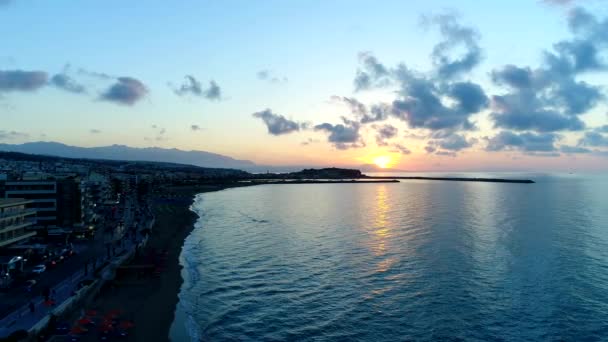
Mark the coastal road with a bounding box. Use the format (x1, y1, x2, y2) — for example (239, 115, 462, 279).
(0, 193, 138, 337)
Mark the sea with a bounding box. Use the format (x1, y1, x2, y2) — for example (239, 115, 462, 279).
(169, 172, 608, 341)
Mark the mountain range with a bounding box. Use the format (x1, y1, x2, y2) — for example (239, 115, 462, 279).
(0, 142, 257, 169)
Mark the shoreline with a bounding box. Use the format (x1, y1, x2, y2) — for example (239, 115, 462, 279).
(75, 184, 235, 342)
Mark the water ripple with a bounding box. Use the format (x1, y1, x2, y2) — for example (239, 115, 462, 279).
(173, 175, 608, 341)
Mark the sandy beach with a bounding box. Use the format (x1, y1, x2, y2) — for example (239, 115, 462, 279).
(70, 184, 235, 342)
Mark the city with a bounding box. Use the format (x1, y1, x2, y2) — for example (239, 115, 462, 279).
(0, 152, 244, 341)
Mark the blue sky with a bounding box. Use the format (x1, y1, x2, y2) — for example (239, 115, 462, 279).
(1, 0, 607, 170)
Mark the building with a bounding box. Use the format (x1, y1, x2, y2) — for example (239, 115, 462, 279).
(0, 198, 36, 248)
(3, 178, 82, 227)
(4, 180, 58, 226)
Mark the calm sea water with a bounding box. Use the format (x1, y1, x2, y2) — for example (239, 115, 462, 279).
(170, 173, 608, 341)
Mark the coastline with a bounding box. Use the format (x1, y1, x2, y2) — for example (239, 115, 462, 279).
(80, 184, 234, 342)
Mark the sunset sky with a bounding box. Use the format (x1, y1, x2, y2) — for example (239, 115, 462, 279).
(1, 0, 607, 171)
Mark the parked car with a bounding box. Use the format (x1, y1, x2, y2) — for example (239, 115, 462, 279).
(32, 265, 46, 274)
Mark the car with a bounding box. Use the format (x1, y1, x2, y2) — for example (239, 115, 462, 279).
(32, 265, 46, 274)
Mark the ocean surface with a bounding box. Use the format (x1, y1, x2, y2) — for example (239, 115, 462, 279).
(170, 173, 608, 341)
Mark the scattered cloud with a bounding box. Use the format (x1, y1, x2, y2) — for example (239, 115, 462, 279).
(0, 70, 48, 92)
(352, 16, 488, 131)
(391, 144, 412, 155)
(314, 117, 364, 149)
(172, 75, 221, 100)
(77, 68, 114, 80)
(578, 131, 608, 146)
(89, 129, 101, 134)
(257, 69, 288, 83)
(50, 73, 86, 94)
(426, 132, 475, 154)
(330, 96, 390, 124)
(252, 109, 304, 135)
(435, 151, 457, 157)
(560, 145, 591, 153)
(486, 131, 560, 152)
(490, 7, 607, 132)
(100, 77, 148, 106)
(391, 68, 487, 130)
(373, 124, 398, 146)
(425, 13, 483, 79)
(354, 51, 391, 91)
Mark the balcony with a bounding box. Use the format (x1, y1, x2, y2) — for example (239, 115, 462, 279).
(0, 209, 37, 219)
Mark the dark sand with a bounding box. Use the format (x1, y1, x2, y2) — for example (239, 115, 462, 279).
(75, 185, 233, 342)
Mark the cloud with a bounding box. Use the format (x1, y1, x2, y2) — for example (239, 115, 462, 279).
(314, 117, 364, 149)
(100, 77, 147, 105)
(391, 67, 487, 130)
(486, 131, 560, 152)
(191, 125, 202, 131)
(490, 7, 607, 132)
(435, 151, 457, 157)
(77, 68, 114, 80)
(560, 145, 591, 153)
(0, 130, 28, 140)
(89, 129, 101, 134)
(351, 15, 489, 133)
(595, 125, 608, 133)
(426, 132, 475, 153)
(252, 109, 304, 135)
(330, 96, 390, 124)
(173, 75, 221, 100)
(374, 124, 398, 146)
(0, 70, 48, 92)
(205, 80, 221, 100)
(50, 73, 86, 94)
(354, 51, 391, 91)
(426, 13, 483, 79)
(391, 144, 411, 155)
(578, 131, 608, 146)
(257, 69, 288, 83)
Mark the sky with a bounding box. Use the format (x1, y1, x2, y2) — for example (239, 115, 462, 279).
(1, 0, 608, 171)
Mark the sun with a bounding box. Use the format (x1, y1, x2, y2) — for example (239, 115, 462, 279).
(373, 156, 392, 169)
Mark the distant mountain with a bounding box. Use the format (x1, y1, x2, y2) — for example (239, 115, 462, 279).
(0, 141, 257, 169)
